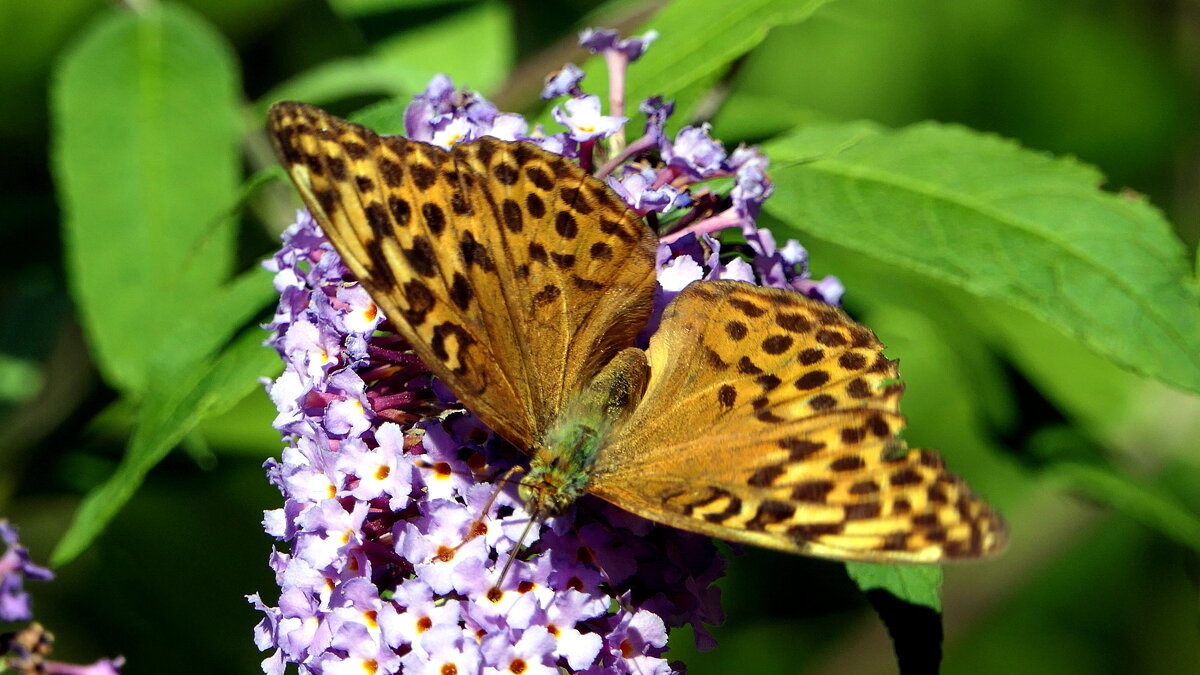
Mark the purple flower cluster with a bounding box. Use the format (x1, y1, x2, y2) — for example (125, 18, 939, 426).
(0, 520, 51, 622)
(253, 210, 724, 675)
(0, 521, 124, 675)
(253, 27, 844, 675)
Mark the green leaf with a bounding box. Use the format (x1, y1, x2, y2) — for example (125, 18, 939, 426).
(1044, 459, 1200, 552)
(845, 562, 943, 611)
(375, 0, 513, 95)
(255, 56, 420, 115)
(964, 298, 1200, 456)
(848, 565, 944, 672)
(628, 0, 835, 124)
(157, 267, 279, 371)
(50, 326, 282, 566)
(710, 92, 831, 143)
(764, 122, 1200, 395)
(52, 4, 242, 395)
(0, 354, 42, 404)
(328, 0, 472, 17)
(257, 2, 511, 115)
(351, 99, 410, 135)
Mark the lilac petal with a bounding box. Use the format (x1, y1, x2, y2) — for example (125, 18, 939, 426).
(719, 257, 756, 283)
(657, 255, 704, 292)
(639, 96, 674, 142)
(405, 74, 456, 140)
(429, 115, 476, 149)
(541, 63, 585, 99)
(0, 521, 52, 622)
(578, 27, 619, 52)
(664, 124, 726, 178)
(779, 238, 809, 268)
(552, 95, 627, 142)
(488, 113, 529, 141)
(795, 275, 846, 306)
(579, 27, 658, 61)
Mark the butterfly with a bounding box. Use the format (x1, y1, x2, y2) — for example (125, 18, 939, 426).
(267, 101, 1007, 564)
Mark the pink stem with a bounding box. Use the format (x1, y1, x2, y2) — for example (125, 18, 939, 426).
(604, 50, 628, 152)
(369, 391, 421, 410)
(659, 208, 743, 244)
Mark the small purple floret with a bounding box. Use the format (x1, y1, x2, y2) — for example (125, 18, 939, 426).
(542, 63, 586, 100)
(0, 524, 123, 673)
(579, 28, 658, 61)
(663, 124, 727, 179)
(254, 205, 723, 673)
(606, 165, 687, 215)
(552, 95, 627, 143)
(639, 96, 674, 144)
(0, 520, 52, 622)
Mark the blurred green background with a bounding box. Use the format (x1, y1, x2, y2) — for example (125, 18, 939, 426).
(1, 0, 1198, 673)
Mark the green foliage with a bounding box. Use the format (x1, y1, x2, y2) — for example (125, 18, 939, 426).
(1043, 458, 1200, 552)
(53, 3, 247, 394)
(257, 0, 513, 111)
(50, 326, 281, 566)
(845, 562, 942, 612)
(764, 122, 1200, 395)
(2, 0, 1197, 672)
(49, 4, 280, 564)
(626, 0, 834, 130)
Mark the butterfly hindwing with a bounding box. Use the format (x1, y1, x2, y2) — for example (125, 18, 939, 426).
(591, 281, 1007, 562)
(268, 102, 660, 448)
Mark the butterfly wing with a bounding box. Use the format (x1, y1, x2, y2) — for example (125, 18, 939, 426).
(268, 102, 659, 447)
(591, 281, 1007, 562)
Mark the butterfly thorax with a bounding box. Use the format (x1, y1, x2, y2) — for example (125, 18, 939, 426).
(519, 414, 610, 516)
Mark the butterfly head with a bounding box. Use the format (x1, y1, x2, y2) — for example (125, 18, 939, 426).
(516, 467, 579, 517)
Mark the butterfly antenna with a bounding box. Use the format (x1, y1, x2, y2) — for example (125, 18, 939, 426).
(452, 465, 524, 552)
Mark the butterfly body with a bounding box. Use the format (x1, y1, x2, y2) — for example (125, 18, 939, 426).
(522, 345, 649, 516)
(268, 101, 1007, 563)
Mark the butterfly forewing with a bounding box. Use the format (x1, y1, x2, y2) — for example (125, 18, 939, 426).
(268, 102, 659, 448)
(591, 281, 1007, 562)
(446, 135, 660, 436)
